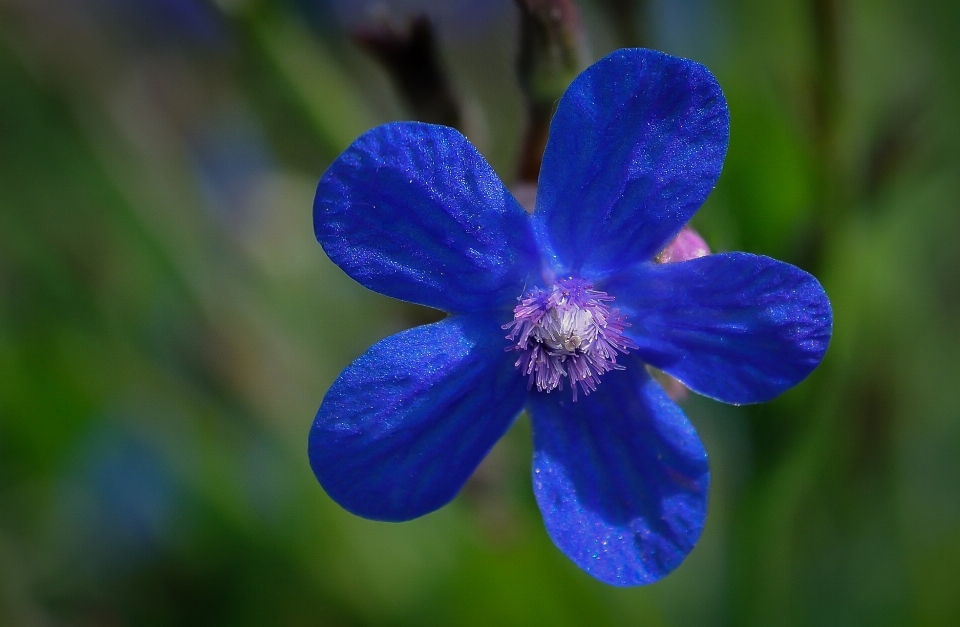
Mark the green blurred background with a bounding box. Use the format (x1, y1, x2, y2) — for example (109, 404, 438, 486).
(2, 0, 959, 625)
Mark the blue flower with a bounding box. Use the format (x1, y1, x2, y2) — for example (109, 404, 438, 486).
(309, 48, 832, 586)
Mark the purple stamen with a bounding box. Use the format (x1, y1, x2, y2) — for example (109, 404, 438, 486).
(503, 278, 637, 401)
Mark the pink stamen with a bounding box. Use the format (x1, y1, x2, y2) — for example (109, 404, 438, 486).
(503, 278, 637, 401)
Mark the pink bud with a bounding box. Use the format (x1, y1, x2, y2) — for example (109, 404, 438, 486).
(656, 225, 711, 264)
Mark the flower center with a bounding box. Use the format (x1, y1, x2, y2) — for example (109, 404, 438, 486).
(503, 278, 637, 400)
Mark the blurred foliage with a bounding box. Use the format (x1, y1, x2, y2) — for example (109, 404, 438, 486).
(1, 0, 959, 625)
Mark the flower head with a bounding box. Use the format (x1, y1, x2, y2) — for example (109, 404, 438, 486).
(309, 48, 832, 586)
(503, 278, 636, 400)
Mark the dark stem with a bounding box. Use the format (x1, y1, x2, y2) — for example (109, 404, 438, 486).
(514, 0, 585, 183)
(516, 102, 554, 184)
(596, 0, 649, 48)
(353, 14, 462, 129)
(802, 0, 842, 273)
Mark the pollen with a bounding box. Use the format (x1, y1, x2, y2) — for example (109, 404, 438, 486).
(503, 278, 637, 400)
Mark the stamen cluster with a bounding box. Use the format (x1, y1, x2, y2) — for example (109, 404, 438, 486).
(503, 278, 637, 400)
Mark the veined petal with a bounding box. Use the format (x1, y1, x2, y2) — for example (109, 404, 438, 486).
(534, 48, 729, 277)
(315, 122, 539, 313)
(529, 361, 709, 586)
(608, 253, 832, 404)
(309, 314, 527, 521)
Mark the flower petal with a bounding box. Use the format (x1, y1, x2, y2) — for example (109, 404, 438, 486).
(608, 252, 833, 404)
(533, 48, 729, 277)
(309, 314, 527, 521)
(315, 122, 539, 313)
(528, 361, 709, 586)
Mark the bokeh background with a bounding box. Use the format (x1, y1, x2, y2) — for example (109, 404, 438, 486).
(2, 0, 959, 625)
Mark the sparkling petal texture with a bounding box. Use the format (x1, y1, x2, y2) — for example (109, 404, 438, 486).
(309, 315, 527, 521)
(607, 252, 833, 404)
(533, 48, 729, 277)
(314, 122, 539, 314)
(528, 359, 709, 586)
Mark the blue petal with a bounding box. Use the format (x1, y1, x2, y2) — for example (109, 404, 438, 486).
(315, 122, 539, 313)
(607, 253, 833, 404)
(309, 314, 527, 521)
(533, 49, 729, 277)
(528, 361, 709, 586)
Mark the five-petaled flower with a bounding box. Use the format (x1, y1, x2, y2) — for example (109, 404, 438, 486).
(309, 48, 832, 586)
